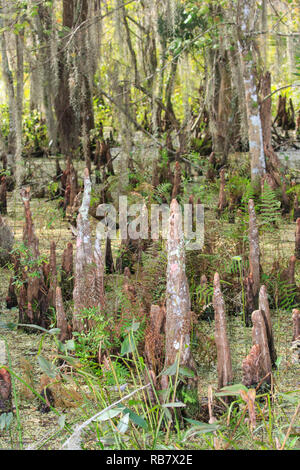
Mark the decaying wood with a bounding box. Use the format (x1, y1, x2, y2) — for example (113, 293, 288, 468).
(73, 169, 105, 333)
(19, 187, 49, 326)
(213, 272, 233, 390)
(248, 199, 260, 299)
(0, 176, 7, 215)
(259, 285, 277, 367)
(56, 286, 70, 343)
(292, 309, 300, 342)
(295, 218, 300, 259)
(242, 344, 263, 388)
(61, 242, 74, 300)
(217, 168, 227, 217)
(251, 309, 272, 384)
(144, 305, 166, 375)
(6, 276, 18, 309)
(161, 199, 195, 389)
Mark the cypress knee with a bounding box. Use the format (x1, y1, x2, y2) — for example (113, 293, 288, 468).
(251, 310, 272, 384)
(162, 199, 195, 389)
(213, 272, 233, 389)
(259, 285, 277, 367)
(248, 199, 260, 300)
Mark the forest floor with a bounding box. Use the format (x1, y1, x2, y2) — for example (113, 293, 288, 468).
(0, 156, 299, 450)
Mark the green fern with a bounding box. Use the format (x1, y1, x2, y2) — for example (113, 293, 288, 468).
(259, 182, 281, 232)
(278, 280, 299, 311)
(154, 182, 172, 204)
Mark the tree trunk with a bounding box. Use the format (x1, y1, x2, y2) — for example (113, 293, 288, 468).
(251, 309, 272, 384)
(161, 199, 195, 390)
(213, 272, 233, 390)
(54, 0, 79, 156)
(248, 199, 260, 299)
(237, 0, 266, 188)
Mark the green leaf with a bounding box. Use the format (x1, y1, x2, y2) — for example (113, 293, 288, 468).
(117, 412, 130, 433)
(179, 366, 195, 378)
(18, 324, 58, 335)
(161, 360, 178, 376)
(120, 333, 136, 355)
(96, 406, 125, 422)
(163, 407, 173, 421)
(48, 328, 61, 335)
(184, 418, 219, 433)
(123, 408, 148, 430)
(37, 355, 58, 378)
(162, 402, 186, 408)
(215, 384, 248, 397)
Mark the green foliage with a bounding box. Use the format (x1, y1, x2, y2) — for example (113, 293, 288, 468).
(227, 174, 250, 204)
(0, 105, 10, 142)
(9, 242, 47, 289)
(158, 2, 208, 56)
(259, 182, 281, 232)
(73, 306, 113, 368)
(153, 182, 172, 204)
(141, 242, 167, 304)
(23, 110, 49, 155)
(102, 360, 130, 386)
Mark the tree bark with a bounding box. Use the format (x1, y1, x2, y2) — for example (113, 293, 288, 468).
(161, 199, 195, 389)
(248, 199, 260, 299)
(213, 272, 233, 390)
(251, 309, 272, 384)
(54, 0, 79, 156)
(259, 285, 277, 367)
(237, 0, 266, 188)
(72, 169, 104, 333)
